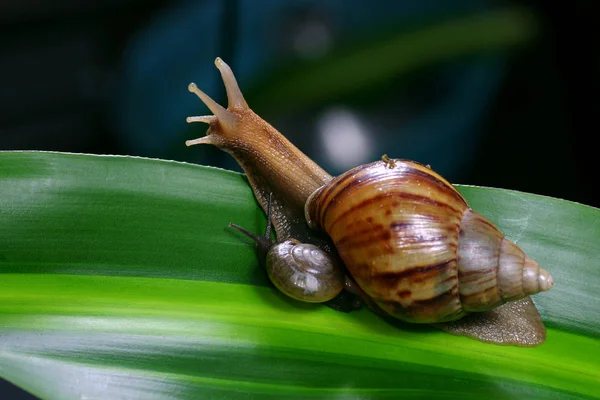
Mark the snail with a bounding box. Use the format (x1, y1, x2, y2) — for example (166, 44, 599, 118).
(228, 193, 346, 303)
(185, 57, 554, 346)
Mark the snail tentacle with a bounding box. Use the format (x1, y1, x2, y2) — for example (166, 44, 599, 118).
(229, 193, 275, 261)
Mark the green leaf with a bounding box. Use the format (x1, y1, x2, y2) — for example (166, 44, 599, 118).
(1, 151, 599, 400)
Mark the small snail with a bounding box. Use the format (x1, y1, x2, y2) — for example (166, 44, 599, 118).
(229, 193, 345, 303)
(185, 57, 554, 346)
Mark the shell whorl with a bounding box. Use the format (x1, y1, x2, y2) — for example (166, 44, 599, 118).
(457, 209, 554, 311)
(265, 239, 344, 303)
(305, 159, 553, 323)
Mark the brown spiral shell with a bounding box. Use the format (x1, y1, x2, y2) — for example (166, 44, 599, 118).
(305, 158, 553, 323)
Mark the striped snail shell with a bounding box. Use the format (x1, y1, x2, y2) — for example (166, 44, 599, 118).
(305, 158, 553, 323)
(185, 57, 554, 345)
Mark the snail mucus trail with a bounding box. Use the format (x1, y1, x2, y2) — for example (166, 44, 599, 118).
(184, 57, 554, 346)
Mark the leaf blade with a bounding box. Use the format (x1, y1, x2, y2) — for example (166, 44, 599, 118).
(1, 151, 599, 399)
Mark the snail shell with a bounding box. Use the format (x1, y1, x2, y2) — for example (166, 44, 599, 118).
(266, 239, 344, 302)
(305, 159, 553, 323)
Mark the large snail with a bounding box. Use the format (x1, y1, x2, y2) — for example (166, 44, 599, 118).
(185, 57, 554, 346)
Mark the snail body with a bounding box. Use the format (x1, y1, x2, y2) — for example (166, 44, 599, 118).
(185, 58, 554, 346)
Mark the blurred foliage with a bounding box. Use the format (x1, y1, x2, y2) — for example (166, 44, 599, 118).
(243, 7, 537, 114)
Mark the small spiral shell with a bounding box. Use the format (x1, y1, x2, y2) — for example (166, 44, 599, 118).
(266, 239, 345, 303)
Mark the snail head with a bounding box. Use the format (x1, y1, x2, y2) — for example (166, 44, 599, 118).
(185, 58, 261, 150)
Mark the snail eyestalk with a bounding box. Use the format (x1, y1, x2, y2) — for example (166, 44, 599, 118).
(187, 81, 236, 130)
(214, 57, 248, 109)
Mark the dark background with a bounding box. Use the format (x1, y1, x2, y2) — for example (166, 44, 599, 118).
(0, 0, 597, 398)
